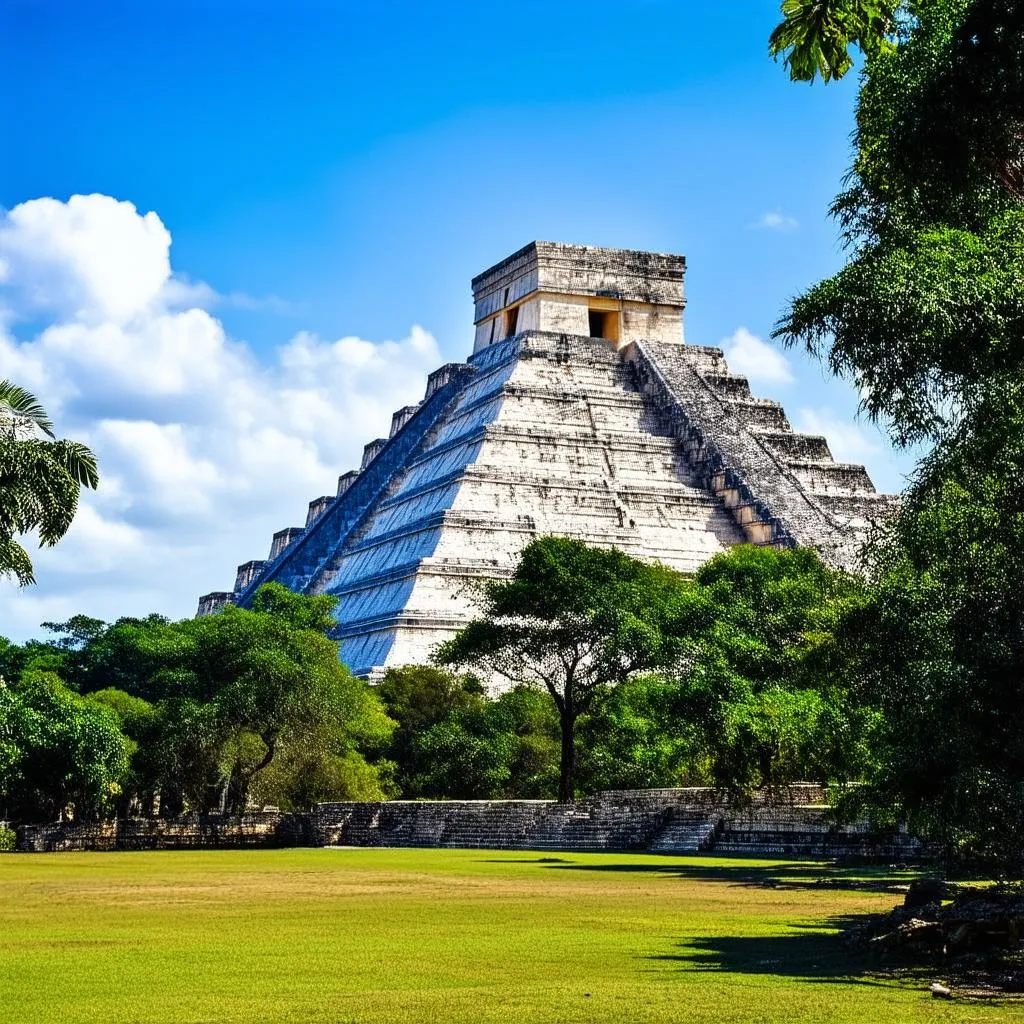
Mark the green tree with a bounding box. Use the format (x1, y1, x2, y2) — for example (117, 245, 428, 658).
(833, 406, 1024, 876)
(250, 732, 393, 810)
(0, 381, 98, 584)
(773, 0, 1024, 445)
(148, 585, 394, 814)
(769, 0, 1024, 874)
(64, 614, 172, 696)
(0, 672, 129, 821)
(674, 546, 869, 799)
(437, 537, 689, 802)
(410, 685, 559, 800)
(86, 688, 161, 816)
(577, 674, 708, 792)
(375, 665, 487, 797)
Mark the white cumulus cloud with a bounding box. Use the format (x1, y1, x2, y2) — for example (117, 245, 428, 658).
(0, 195, 443, 639)
(751, 210, 799, 232)
(722, 327, 794, 386)
(0, 194, 172, 325)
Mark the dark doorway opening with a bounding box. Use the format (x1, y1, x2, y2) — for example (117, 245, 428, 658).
(588, 309, 619, 342)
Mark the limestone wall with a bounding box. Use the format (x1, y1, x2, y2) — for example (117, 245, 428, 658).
(204, 327, 894, 676)
(11, 789, 923, 860)
(15, 812, 311, 852)
(318, 331, 748, 675)
(626, 339, 896, 571)
(471, 242, 686, 353)
(198, 238, 895, 673)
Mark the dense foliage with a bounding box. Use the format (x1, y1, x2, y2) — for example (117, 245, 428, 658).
(0, 584, 393, 821)
(775, 0, 1024, 445)
(770, 1, 898, 83)
(377, 667, 560, 799)
(672, 546, 872, 799)
(2, 544, 872, 821)
(0, 673, 129, 821)
(436, 539, 864, 803)
(769, 0, 1024, 876)
(833, 418, 1024, 876)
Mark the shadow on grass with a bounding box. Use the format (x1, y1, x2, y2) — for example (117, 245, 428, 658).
(648, 919, 897, 986)
(522, 857, 916, 894)
(475, 857, 919, 986)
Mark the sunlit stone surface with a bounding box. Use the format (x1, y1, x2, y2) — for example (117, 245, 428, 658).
(198, 243, 893, 679)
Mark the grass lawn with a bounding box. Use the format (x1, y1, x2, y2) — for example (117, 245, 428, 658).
(0, 848, 1015, 1023)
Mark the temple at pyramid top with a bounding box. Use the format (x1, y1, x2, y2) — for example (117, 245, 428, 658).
(198, 241, 895, 681)
(471, 241, 687, 353)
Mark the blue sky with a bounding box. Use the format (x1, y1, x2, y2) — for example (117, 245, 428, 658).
(0, 1, 915, 636)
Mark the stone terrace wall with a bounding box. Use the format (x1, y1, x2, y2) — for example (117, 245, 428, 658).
(12, 787, 923, 860)
(16, 812, 312, 853)
(312, 786, 922, 860)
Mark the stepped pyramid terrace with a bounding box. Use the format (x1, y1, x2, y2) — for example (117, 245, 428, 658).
(198, 242, 895, 678)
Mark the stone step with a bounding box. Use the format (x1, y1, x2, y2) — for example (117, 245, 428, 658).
(701, 373, 753, 400)
(755, 430, 833, 463)
(787, 460, 877, 496)
(649, 816, 719, 853)
(677, 345, 728, 375)
(305, 791, 924, 860)
(725, 398, 791, 431)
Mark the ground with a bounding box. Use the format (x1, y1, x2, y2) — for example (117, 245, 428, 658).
(0, 849, 1015, 1023)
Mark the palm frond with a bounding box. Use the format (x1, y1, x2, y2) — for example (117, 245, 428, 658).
(53, 440, 100, 489)
(0, 398, 100, 583)
(0, 537, 36, 586)
(0, 380, 55, 437)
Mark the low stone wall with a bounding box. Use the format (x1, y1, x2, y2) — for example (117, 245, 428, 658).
(16, 812, 311, 853)
(11, 786, 924, 860)
(312, 786, 922, 859)
(16, 820, 119, 853)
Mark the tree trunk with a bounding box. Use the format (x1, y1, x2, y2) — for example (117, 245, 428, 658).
(558, 709, 576, 803)
(226, 735, 277, 816)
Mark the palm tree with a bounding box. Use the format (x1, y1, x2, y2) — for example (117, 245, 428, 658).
(769, 0, 896, 83)
(0, 381, 99, 584)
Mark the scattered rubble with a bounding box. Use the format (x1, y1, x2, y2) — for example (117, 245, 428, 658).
(844, 880, 1024, 998)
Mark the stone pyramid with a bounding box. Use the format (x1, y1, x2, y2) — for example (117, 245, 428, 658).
(198, 242, 894, 677)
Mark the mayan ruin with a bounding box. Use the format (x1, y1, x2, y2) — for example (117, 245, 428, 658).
(198, 241, 894, 678)
(9, 2, 1024, 1013)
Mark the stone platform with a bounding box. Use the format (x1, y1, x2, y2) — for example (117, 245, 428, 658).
(312, 786, 920, 860)
(15, 787, 921, 861)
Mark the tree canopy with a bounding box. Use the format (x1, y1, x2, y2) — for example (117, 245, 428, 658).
(773, 0, 1024, 445)
(670, 546, 870, 799)
(770, 1, 898, 83)
(436, 536, 691, 801)
(0, 672, 129, 821)
(770, 0, 1024, 876)
(0, 584, 394, 819)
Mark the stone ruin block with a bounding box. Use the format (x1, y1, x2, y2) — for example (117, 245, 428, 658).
(390, 404, 420, 437)
(306, 495, 333, 526)
(337, 470, 359, 495)
(197, 591, 233, 617)
(269, 527, 304, 561)
(361, 438, 387, 469)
